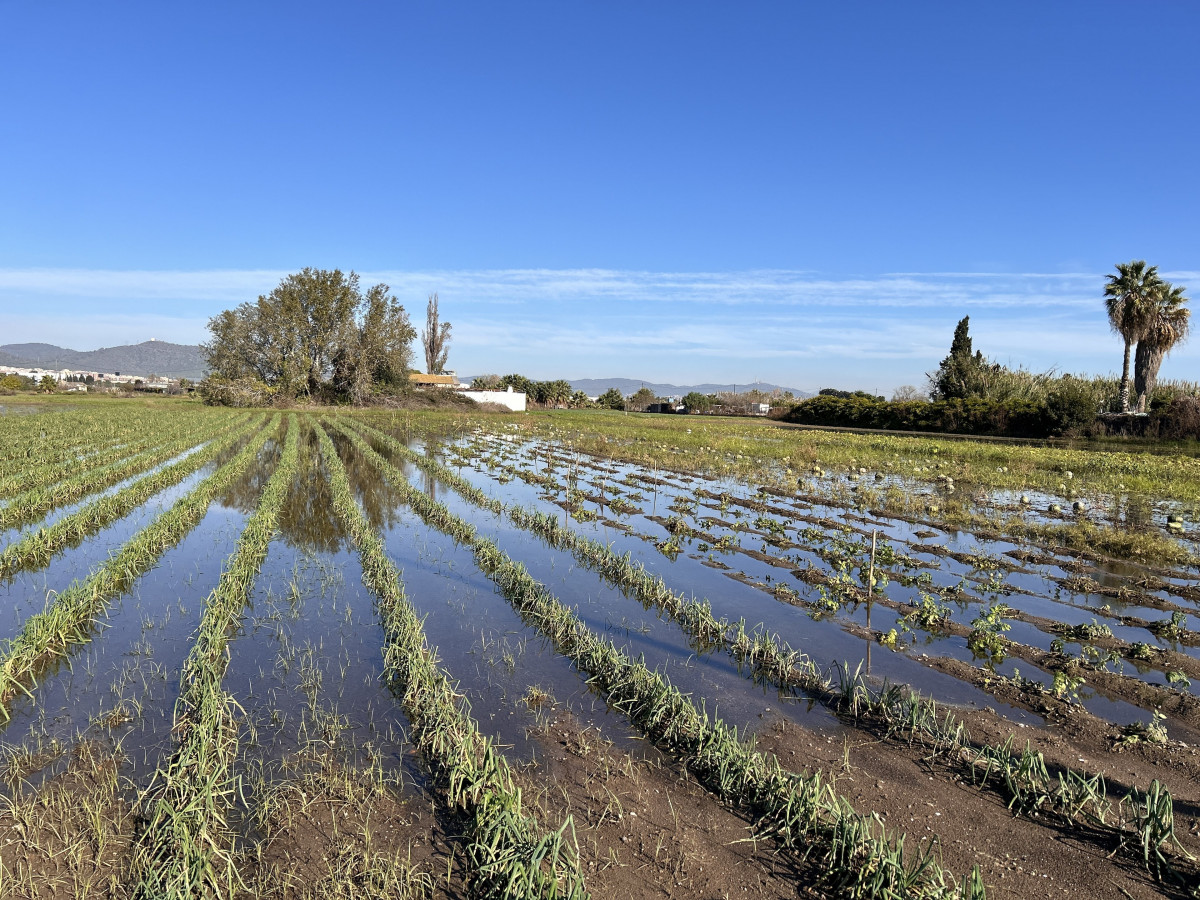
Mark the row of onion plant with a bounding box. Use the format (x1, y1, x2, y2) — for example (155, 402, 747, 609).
(0, 412, 235, 530)
(334, 417, 980, 900)
(130, 415, 300, 900)
(0, 413, 263, 580)
(364, 420, 1196, 889)
(0, 404, 186, 468)
(0, 414, 281, 716)
(0, 411, 177, 498)
(0, 407, 226, 500)
(317, 421, 588, 900)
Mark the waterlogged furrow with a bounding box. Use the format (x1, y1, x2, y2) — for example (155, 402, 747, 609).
(131, 416, 300, 900)
(318, 422, 588, 900)
(374, 424, 1199, 883)
(335, 418, 979, 900)
(459, 434, 1200, 720)
(367, 425, 820, 685)
(0, 414, 265, 579)
(0, 414, 235, 530)
(0, 414, 281, 715)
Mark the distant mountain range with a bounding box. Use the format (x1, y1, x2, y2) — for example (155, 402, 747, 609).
(0, 344, 808, 395)
(566, 378, 811, 398)
(0, 341, 207, 380)
(462, 376, 812, 398)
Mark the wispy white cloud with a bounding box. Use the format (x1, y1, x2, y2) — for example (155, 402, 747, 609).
(0, 266, 1106, 310)
(1, 265, 1194, 390)
(0, 268, 288, 303)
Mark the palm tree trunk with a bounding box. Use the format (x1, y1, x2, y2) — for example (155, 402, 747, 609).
(1134, 341, 1166, 413)
(1119, 339, 1132, 413)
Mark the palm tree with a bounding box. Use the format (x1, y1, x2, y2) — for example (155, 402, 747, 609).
(1104, 260, 1163, 412)
(1133, 281, 1191, 412)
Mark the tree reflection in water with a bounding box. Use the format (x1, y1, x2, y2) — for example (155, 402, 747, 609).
(219, 418, 420, 554)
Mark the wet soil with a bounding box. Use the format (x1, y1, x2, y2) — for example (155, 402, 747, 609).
(516, 707, 804, 899)
(756, 701, 1200, 900)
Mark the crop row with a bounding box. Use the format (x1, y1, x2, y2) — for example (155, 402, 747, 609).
(461, 434, 1200, 711)
(131, 415, 300, 899)
(0, 413, 236, 531)
(473, 427, 1200, 571)
(0, 408, 224, 501)
(318, 421, 587, 900)
(0, 413, 264, 580)
(336, 418, 981, 899)
(0, 414, 281, 716)
(388, 426, 1197, 887)
(509, 410, 1200, 508)
(0, 405, 194, 466)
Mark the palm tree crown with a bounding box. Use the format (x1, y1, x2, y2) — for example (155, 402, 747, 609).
(1133, 281, 1191, 411)
(1103, 260, 1163, 412)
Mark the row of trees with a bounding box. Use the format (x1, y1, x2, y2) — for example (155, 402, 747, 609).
(788, 262, 1194, 439)
(0, 374, 55, 393)
(928, 259, 1192, 420)
(1104, 260, 1191, 413)
(471, 374, 590, 408)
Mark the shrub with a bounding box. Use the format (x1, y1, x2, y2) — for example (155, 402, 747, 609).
(781, 394, 1093, 439)
(198, 376, 276, 408)
(1042, 377, 1100, 435)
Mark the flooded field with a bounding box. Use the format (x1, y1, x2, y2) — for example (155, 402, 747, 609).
(1, 400, 1198, 899)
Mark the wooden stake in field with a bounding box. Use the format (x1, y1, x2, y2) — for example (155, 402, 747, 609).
(866, 529, 877, 674)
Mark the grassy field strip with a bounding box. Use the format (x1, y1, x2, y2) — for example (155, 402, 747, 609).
(0, 409, 217, 497)
(0, 429, 163, 500)
(0, 414, 236, 531)
(130, 415, 299, 900)
(0, 408, 167, 466)
(318, 421, 588, 900)
(0, 409, 217, 499)
(367, 424, 1197, 885)
(0, 414, 263, 580)
(336, 419, 980, 900)
(0, 414, 281, 717)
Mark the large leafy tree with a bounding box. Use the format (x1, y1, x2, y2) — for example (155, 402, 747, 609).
(1133, 281, 1191, 412)
(682, 391, 713, 413)
(929, 316, 992, 400)
(202, 268, 415, 403)
(1104, 260, 1163, 412)
(596, 388, 624, 410)
(626, 387, 657, 411)
(333, 283, 417, 404)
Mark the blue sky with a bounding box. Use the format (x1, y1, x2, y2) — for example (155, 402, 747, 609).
(2, 2, 1197, 392)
